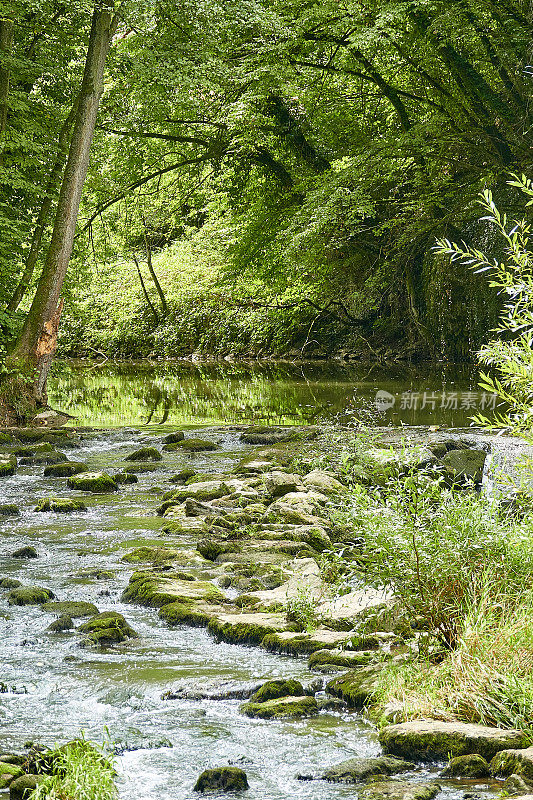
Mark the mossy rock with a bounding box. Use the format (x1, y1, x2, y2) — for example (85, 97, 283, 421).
(112, 472, 139, 484)
(124, 447, 162, 462)
(163, 431, 185, 444)
(77, 611, 137, 646)
(44, 461, 88, 477)
(193, 766, 249, 793)
(165, 481, 230, 504)
(197, 539, 240, 562)
(19, 450, 68, 465)
(14, 442, 54, 455)
(440, 448, 487, 484)
(75, 567, 115, 579)
(67, 472, 118, 493)
(42, 601, 99, 618)
(8, 586, 54, 606)
(0, 432, 14, 444)
(240, 695, 318, 719)
(123, 462, 160, 474)
(0, 761, 23, 789)
(207, 614, 289, 646)
(0, 504, 19, 516)
(47, 614, 74, 632)
(0, 578, 22, 588)
(309, 649, 374, 670)
(490, 747, 533, 779)
(11, 546, 38, 559)
(326, 666, 383, 709)
(261, 630, 349, 656)
(250, 679, 304, 703)
(121, 546, 180, 564)
(34, 498, 87, 513)
(170, 468, 197, 483)
(7, 773, 44, 799)
(122, 571, 224, 608)
(359, 780, 441, 800)
(441, 754, 490, 778)
(164, 438, 220, 452)
(0, 456, 16, 477)
(322, 755, 415, 783)
(379, 721, 528, 762)
(241, 426, 299, 445)
(158, 601, 213, 627)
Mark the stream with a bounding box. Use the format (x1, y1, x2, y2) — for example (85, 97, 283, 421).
(0, 361, 502, 799)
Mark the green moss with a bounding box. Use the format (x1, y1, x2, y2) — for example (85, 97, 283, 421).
(250, 679, 305, 703)
(261, 632, 334, 655)
(19, 450, 68, 465)
(197, 539, 240, 561)
(123, 462, 160, 473)
(67, 472, 118, 493)
(0, 432, 14, 444)
(240, 695, 318, 719)
(309, 649, 374, 669)
(42, 601, 99, 617)
(0, 577, 22, 588)
(169, 468, 196, 483)
(124, 447, 162, 462)
(163, 431, 185, 444)
(0, 503, 19, 516)
(122, 571, 224, 608)
(77, 611, 137, 645)
(207, 618, 281, 645)
(8, 586, 54, 605)
(43, 461, 88, 477)
(441, 754, 490, 778)
(112, 472, 138, 484)
(0, 762, 23, 789)
(193, 767, 249, 793)
(164, 482, 229, 503)
(121, 546, 180, 564)
(0, 455, 16, 477)
(163, 438, 220, 452)
(35, 498, 87, 513)
(326, 666, 382, 709)
(47, 615, 74, 632)
(158, 601, 212, 627)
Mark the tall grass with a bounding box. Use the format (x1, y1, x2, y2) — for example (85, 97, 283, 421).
(31, 739, 117, 800)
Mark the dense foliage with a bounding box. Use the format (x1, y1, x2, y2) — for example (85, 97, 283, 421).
(1, 0, 532, 361)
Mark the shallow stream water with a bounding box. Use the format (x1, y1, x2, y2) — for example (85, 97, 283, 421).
(1, 362, 501, 799)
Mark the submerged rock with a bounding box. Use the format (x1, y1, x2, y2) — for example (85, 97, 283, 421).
(42, 601, 98, 618)
(0, 504, 19, 516)
(19, 450, 68, 466)
(240, 695, 318, 719)
(124, 447, 162, 462)
(67, 472, 118, 493)
(43, 461, 88, 477)
(379, 721, 528, 762)
(8, 586, 54, 606)
(77, 611, 137, 646)
(322, 755, 415, 783)
(193, 766, 249, 793)
(34, 498, 87, 513)
(121, 546, 180, 565)
(0, 578, 22, 589)
(163, 681, 263, 701)
(360, 780, 441, 800)
(11, 546, 38, 559)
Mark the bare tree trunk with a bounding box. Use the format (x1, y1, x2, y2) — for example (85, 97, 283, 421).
(6, 102, 77, 312)
(142, 224, 168, 317)
(8, 3, 118, 408)
(132, 252, 159, 325)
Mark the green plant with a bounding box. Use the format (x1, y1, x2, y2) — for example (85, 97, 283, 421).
(284, 586, 321, 632)
(31, 738, 117, 800)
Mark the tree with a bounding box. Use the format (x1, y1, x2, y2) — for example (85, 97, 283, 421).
(4, 2, 118, 417)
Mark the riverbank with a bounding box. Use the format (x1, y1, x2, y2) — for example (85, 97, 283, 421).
(1, 422, 532, 798)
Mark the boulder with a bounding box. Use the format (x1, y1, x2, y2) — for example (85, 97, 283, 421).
(47, 615, 74, 632)
(0, 762, 23, 789)
(43, 461, 88, 477)
(0, 456, 16, 477)
(380, 721, 528, 762)
(163, 431, 185, 444)
(0, 578, 22, 588)
(440, 449, 487, 484)
(77, 611, 137, 646)
(193, 767, 249, 793)
(240, 695, 318, 719)
(490, 747, 533, 779)
(441, 754, 490, 778)
(42, 601, 98, 618)
(164, 439, 220, 452)
(113, 472, 139, 484)
(0, 504, 19, 516)
(11, 546, 38, 559)
(359, 780, 441, 800)
(19, 450, 68, 465)
(8, 586, 54, 606)
(326, 666, 383, 708)
(322, 755, 415, 783)
(9, 774, 44, 800)
(263, 472, 304, 498)
(124, 447, 162, 462)
(303, 470, 347, 495)
(249, 679, 305, 703)
(67, 472, 118, 493)
(34, 498, 87, 513)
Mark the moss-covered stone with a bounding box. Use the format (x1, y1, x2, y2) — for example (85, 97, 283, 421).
(122, 571, 224, 608)
(34, 498, 87, 513)
(11, 546, 38, 559)
(8, 586, 54, 605)
(165, 481, 230, 504)
(207, 612, 291, 646)
(0, 504, 19, 516)
(326, 666, 383, 709)
(124, 447, 162, 462)
(77, 611, 137, 646)
(261, 629, 351, 655)
(322, 755, 415, 783)
(42, 601, 99, 618)
(359, 779, 441, 800)
(0, 432, 14, 444)
(47, 614, 74, 632)
(158, 601, 213, 627)
(0, 456, 16, 477)
(197, 539, 240, 561)
(441, 754, 490, 778)
(121, 546, 180, 564)
(490, 747, 533, 779)
(250, 679, 305, 703)
(14, 442, 54, 456)
(123, 462, 160, 473)
(0, 578, 22, 588)
(170, 468, 197, 483)
(241, 426, 299, 445)
(379, 721, 528, 762)
(43, 461, 88, 477)
(67, 472, 118, 493)
(163, 431, 185, 444)
(309, 649, 374, 670)
(440, 448, 487, 484)
(75, 567, 115, 579)
(240, 695, 318, 719)
(164, 438, 220, 452)
(112, 472, 139, 484)
(19, 450, 68, 465)
(7, 773, 44, 799)
(193, 766, 249, 793)
(0, 762, 23, 789)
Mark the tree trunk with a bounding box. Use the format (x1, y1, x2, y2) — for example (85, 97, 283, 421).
(8, 3, 117, 408)
(0, 18, 14, 160)
(6, 102, 77, 312)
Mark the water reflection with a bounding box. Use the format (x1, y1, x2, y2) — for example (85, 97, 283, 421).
(48, 359, 486, 428)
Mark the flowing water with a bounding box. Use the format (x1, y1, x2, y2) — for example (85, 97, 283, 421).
(0, 361, 500, 799)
